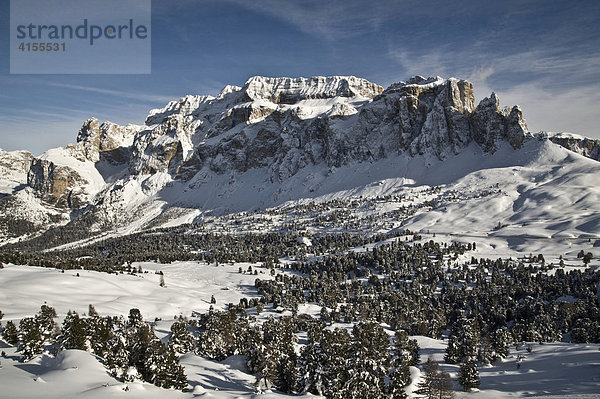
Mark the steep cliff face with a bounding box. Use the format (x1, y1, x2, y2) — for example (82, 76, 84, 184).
(27, 158, 89, 209)
(119, 75, 529, 183)
(73, 118, 141, 164)
(0, 75, 544, 241)
(240, 75, 383, 103)
(543, 132, 600, 161)
(470, 93, 528, 152)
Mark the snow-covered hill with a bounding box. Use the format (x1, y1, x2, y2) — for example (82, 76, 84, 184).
(0, 75, 598, 247)
(1, 260, 599, 399)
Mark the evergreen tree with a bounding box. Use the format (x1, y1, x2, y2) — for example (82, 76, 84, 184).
(169, 318, 194, 354)
(297, 341, 327, 396)
(256, 316, 297, 392)
(415, 356, 453, 399)
(458, 357, 480, 391)
(88, 304, 99, 317)
(389, 330, 415, 399)
(127, 308, 144, 327)
(35, 304, 57, 345)
(18, 317, 43, 361)
(242, 325, 263, 374)
(491, 327, 511, 360)
(340, 322, 390, 399)
(445, 316, 479, 364)
(142, 339, 166, 386)
(197, 310, 236, 360)
(389, 367, 409, 399)
(3, 320, 18, 345)
(128, 322, 156, 380)
(58, 311, 87, 350)
(153, 343, 187, 390)
(477, 333, 494, 364)
(88, 315, 114, 358)
(319, 328, 351, 398)
(106, 328, 130, 381)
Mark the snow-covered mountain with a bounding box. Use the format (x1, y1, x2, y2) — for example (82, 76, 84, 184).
(0, 75, 598, 245)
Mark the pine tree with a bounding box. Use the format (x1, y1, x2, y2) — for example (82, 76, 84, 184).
(154, 343, 187, 390)
(169, 318, 194, 354)
(18, 317, 43, 361)
(88, 304, 99, 317)
(3, 320, 18, 345)
(340, 322, 391, 399)
(256, 316, 297, 393)
(389, 330, 415, 399)
(477, 333, 494, 364)
(298, 327, 352, 398)
(106, 328, 130, 380)
(142, 339, 166, 385)
(197, 310, 235, 360)
(88, 315, 114, 358)
(323, 328, 351, 397)
(242, 325, 263, 374)
(297, 341, 326, 395)
(445, 316, 479, 364)
(58, 311, 87, 350)
(127, 308, 144, 327)
(491, 327, 511, 360)
(35, 304, 57, 345)
(415, 356, 454, 399)
(128, 322, 156, 380)
(458, 357, 480, 391)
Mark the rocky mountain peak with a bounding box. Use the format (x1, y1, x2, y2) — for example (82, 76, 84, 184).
(71, 118, 140, 163)
(217, 85, 242, 100)
(240, 75, 384, 104)
(146, 95, 214, 125)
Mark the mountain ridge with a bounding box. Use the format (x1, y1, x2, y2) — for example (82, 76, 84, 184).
(0, 75, 598, 246)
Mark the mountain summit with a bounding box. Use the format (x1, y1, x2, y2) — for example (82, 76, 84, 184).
(0, 75, 597, 245)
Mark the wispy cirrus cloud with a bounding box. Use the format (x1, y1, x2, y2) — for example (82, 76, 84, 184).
(44, 82, 175, 104)
(385, 41, 600, 137)
(220, 0, 420, 41)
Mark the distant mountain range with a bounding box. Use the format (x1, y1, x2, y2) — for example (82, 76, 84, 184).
(1, 75, 599, 246)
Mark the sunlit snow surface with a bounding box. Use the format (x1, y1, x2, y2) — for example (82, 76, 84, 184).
(1, 138, 600, 397)
(1, 258, 600, 398)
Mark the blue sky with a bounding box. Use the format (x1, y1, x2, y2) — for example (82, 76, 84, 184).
(1, 0, 599, 154)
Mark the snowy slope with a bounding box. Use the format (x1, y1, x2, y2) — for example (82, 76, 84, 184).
(1, 260, 600, 399)
(1, 74, 598, 250)
(0, 148, 33, 195)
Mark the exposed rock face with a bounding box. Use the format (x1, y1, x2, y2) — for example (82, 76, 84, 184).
(121, 75, 529, 182)
(3, 74, 538, 240)
(469, 93, 528, 152)
(19, 75, 531, 191)
(72, 118, 140, 163)
(544, 133, 600, 161)
(27, 158, 88, 209)
(240, 76, 383, 103)
(366, 76, 477, 159)
(146, 95, 214, 125)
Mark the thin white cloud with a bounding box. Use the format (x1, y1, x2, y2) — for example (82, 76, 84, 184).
(44, 82, 175, 104)
(387, 47, 450, 79)
(496, 83, 600, 137)
(385, 44, 600, 139)
(221, 0, 413, 41)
